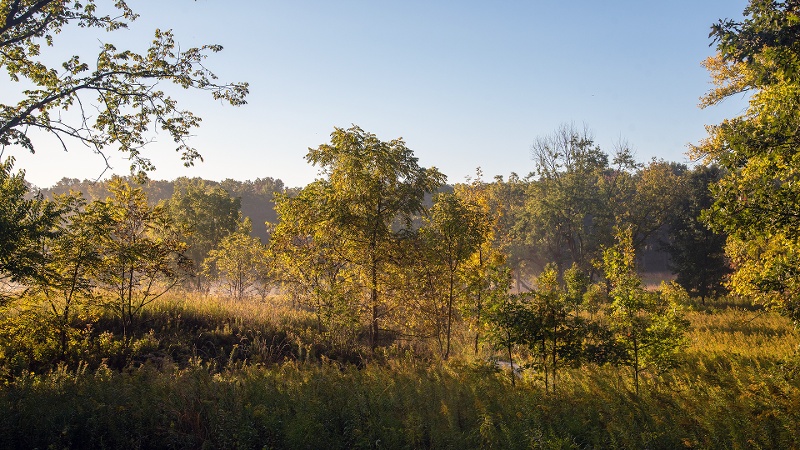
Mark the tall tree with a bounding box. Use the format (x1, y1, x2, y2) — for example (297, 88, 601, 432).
(32, 193, 103, 359)
(453, 170, 510, 355)
(624, 160, 686, 250)
(0, 1, 248, 176)
(301, 126, 444, 349)
(487, 173, 530, 291)
(519, 124, 633, 277)
(695, 1, 800, 319)
(520, 125, 682, 282)
(269, 181, 359, 340)
(418, 192, 487, 359)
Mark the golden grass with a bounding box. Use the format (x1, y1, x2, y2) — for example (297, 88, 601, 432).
(685, 306, 799, 361)
(1, 291, 800, 449)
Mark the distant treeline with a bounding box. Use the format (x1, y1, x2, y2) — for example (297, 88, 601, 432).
(39, 176, 288, 242)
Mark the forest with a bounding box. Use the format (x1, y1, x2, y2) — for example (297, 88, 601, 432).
(1, 1, 800, 449)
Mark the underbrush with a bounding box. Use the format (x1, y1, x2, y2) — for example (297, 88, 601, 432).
(0, 356, 798, 449)
(0, 293, 797, 449)
(0, 292, 373, 378)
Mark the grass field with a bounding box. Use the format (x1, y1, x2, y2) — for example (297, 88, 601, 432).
(0, 293, 797, 449)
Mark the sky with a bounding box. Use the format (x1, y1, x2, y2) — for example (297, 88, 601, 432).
(4, 1, 751, 189)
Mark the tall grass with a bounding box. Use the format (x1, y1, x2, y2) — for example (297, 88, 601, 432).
(0, 293, 798, 449)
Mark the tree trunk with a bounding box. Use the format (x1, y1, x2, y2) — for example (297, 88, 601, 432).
(633, 334, 640, 394)
(444, 270, 454, 360)
(507, 336, 515, 387)
(370, 252, 379, 351)
(552, 321, 558, 395)
(474, 249, 484, 355)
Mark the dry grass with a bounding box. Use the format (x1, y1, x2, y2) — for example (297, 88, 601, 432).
(1, 292, 799, 449)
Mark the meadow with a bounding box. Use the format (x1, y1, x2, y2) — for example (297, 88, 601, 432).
(0, 293, 796, 450)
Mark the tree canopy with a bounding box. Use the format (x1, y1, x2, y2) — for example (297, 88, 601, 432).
(0, 0, 248, 177)
(272, 125, 445, 349)
(696, 0, 800, 320)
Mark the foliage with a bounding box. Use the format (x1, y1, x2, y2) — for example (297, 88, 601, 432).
(485, 264, 589, 393)
(624, 160, 686, 250)
(454, 169, 512, 355)
(167, 178, 241, 289)
(485, 229, 689, 395)
(520, 124, 615, 275)
(724, 233, 800, 322)
(417, 192, 487, 359)
(268, 181, 361, 346)
(203, 219, 270, 300)
(518, 125, 681, 280)
(0, 0, 248, 176)
(0, 157, 65, 299)
(603, 227, 689, 393)
(43, 176, 285, 243)
(697, 1, 800, 321)
(478, 173, 530, 290)
(30, 193, 106, 358)
(531, 264, 589, 393)
(279, 125, 445, 349)
(662, 165, 730, 303)
(90, 178, 191, 339)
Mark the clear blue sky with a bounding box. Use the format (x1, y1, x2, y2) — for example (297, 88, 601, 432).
(6, 1, 750, 188)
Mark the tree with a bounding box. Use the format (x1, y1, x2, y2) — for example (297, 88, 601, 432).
(603, 228, 688, 394)
(0, 157, 65, 300)
(624, 160, 686, 251)
(695, 1, 800, 318)
(0, 1, 248, 176)
(32, 193, 104, 359)
(519, 124, 639, 278)
(269, 181, 360, 341)
(418, 192, 487, 359)
(390, 232, 450, 354)
(520, 125, 684, 284)
(91, 178, 191, 340)
(203, 219, 270, 300)
(453, 169, 509, 355)
(530, 264, 588, 394)
(167, 178, 241, 290)
(724, 234, 800, 321)
(486, 172, 529, 292)
(662, 165, 730, 303)
(521, 124, 609, 274)
(484, 263, 587, 394)
(481, 268, 522, 386)
(304, 125, 445, 349)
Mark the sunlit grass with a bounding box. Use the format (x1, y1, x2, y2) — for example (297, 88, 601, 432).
(686, 306, 798, 360)
(147, 290, 315, 333)
(0, 291, 799, 448)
